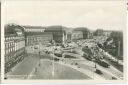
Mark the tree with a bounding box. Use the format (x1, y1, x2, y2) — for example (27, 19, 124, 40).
(103, 31, 123, 60)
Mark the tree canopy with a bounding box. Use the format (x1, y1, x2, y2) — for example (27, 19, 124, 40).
(103, 31, 123, 60)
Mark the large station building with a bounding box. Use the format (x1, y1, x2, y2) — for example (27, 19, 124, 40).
(44, 26, 67, 45)
(23, 26, 53, 46)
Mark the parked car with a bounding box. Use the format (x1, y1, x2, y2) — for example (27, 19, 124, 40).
(95, 69, 103, 75)
(112, 77, 117, 80)
(82, 53, 93, 61)
(96, 60, 110, 68)
(65, 54, 76, 58)
(54, 58, 59, 61)
(54, 53, 62, 57)
(34, 46, 38, 49)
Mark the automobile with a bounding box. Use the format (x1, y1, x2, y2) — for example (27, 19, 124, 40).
(54, 58, 59, 61)
(96, 60, 110, 68)
(82, 53, 93, 61)
(4, 77, 8, 80)
(75, 62, 78, 65)
(69, 50, 78, 54)
(34, 46, 38, 49)
(112, 77, 117, 80)
(64, 54, 76, 58)
(95, 69, 103, 75)
(85, 56, 92, 61)
(54, 53, 62, 57)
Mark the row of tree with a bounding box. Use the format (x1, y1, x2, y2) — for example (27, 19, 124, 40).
(97, 31, 123, 60)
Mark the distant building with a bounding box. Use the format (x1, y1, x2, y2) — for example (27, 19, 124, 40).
(4, 24, 25, 73)
(88, 32, 93, 39)
(103, 31, 112, 37)
(25, 32, 53, 46)
(93, 29, 104, 36)
(23, 26, 53, 48)
(72, 27, 92, 40)
(44, 26, 67, 45)
(24, 26, 45, 32)
(93, 29, 112, 37)
(72, 31, 83, 40)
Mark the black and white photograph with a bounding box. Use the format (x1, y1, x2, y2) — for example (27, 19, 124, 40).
(1, 0, 126, 81)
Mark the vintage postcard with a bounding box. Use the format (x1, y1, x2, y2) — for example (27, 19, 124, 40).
(0, 0, 127, 84)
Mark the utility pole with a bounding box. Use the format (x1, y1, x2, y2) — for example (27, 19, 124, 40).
(51, 40, 56, 78)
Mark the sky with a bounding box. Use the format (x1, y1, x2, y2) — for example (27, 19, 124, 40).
(3, 1, 126, 31)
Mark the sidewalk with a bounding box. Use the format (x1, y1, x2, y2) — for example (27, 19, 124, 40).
(6, 54, 40, 79)
(57, 60, 104, 80)
(50, 52, 105, 79)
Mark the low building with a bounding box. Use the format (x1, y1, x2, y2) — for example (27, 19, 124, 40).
(4, 24, 25, 73)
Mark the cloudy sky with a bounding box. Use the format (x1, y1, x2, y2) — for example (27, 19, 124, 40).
(3, 1, 126, 30)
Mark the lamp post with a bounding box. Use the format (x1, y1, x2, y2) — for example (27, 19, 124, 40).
(93, 54, 96, 68)
(52, 45, 55, 77)
(38, 42, 41, 68)
(117, 41, 120, 65)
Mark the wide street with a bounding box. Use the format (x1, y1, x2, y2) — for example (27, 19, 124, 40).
(29, 59, 91, 79)
(5, 36, 123, 80)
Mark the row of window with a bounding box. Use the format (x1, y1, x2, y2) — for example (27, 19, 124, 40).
(25, 29, 45, 32)
(5, 36, 25, 41)
(5, 47, 15, 55)
(5, 41, 15, 49)
(27, 36, 51, 45)
(5, 40, 25, 55)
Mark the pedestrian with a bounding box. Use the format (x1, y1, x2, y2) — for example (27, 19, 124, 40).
(35, 67, 37, 73)
(77, 64, 80, 68)
(50, 62, 52, 65)
(10, 69, 12, 72)
(38, 62, 40, 67)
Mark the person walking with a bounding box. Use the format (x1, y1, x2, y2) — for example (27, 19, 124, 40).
(35, 67, 38, 73)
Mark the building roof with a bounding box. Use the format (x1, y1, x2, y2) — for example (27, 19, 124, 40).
(44, 25, 74, 35)
(25, 32, 53, 36)
(73, 27, 90, 32)
(23, 26, 45, 29)
(45, 25, 66, 31)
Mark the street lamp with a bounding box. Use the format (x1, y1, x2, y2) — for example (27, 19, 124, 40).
(117, 41, 120, 65)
